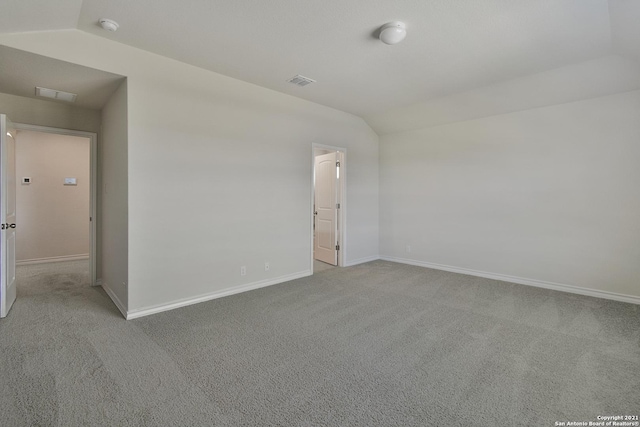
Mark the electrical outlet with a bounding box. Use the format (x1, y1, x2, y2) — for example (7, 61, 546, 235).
(240, 266, 246, 276)
(406, 245, 411, 253)
(264, 262, 270, 271)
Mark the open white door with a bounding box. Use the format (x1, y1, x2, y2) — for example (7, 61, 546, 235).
(314, 152, 338, 265)
(1, 114, 17, 318)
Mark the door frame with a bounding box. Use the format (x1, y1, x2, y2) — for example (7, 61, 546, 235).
(311, 143, 346, 270)
(14, 123, 98, 286)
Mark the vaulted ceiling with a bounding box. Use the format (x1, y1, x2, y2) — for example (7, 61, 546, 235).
(1, 0, 639, 129)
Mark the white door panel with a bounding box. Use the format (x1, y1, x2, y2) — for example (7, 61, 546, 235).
(1, 114, 17, 318)
(314, 152, 338, 265)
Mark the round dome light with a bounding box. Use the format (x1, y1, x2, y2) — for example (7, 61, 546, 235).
(379, 21, 407, 45)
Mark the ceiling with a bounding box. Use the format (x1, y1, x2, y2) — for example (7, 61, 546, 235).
(0, 0, 639, 118)
(0, 45, 125, 110)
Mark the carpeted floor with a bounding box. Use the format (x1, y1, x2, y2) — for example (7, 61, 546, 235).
(314, 259, 336, 273)
(0, 260, 638, 426)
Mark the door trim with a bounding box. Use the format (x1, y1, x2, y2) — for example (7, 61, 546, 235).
(13, 123, 98, 287)
(311, 143, 346, 270)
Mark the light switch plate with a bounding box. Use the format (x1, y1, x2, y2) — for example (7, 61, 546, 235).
(64, 177, 77, 185)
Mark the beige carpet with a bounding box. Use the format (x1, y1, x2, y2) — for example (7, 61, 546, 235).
(0, 259, 638, 426)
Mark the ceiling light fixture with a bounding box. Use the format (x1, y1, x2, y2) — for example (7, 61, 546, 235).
(35, 87, 77, 103)
(99, 18, 119, 32)
(379, 21, 407, 45)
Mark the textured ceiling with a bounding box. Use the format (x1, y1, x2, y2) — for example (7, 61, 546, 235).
(75, 0, 612, 117)
(609, 0, 640, 62)
(0, 0, 82, 33)
(1, 0, 639, 122)
(0, 45, 125, 110)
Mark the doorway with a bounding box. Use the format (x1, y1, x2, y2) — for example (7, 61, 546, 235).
(312, 144, 346, 273)
(13, 124, 97, 289)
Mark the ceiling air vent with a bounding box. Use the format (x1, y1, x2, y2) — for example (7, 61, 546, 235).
(287, 75, 316, 87)
(35, 86, 77, 103)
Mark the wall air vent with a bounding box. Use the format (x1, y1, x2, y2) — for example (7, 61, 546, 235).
(287, 75, 316, 87)
(35, 86, 77, 103)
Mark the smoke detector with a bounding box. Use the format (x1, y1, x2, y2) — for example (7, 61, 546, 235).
(99, 18, 119, 32)
(287, 75, 316, 87)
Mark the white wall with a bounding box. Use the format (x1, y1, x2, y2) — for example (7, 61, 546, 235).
(100, 80, 128, 311)
(0, 30, 379, 315)
(127, 62, 378, 312)
(0, 92, 101, 133)
(380, 90, 640, 300)
(15, 130, 90, 262)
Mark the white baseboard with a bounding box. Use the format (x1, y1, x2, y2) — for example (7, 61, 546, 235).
(344, 255, 380, 267)
(101, 282, 128, 318)
(17, 254, 89, 266)
(126, 270, 312, 320)
(380, 256, 640, 305)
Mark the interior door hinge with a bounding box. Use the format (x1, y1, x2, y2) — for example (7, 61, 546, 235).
(336, 203, 340, 209)
(336, 244, 340, 251)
